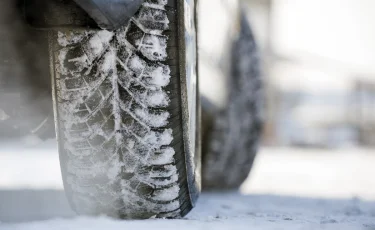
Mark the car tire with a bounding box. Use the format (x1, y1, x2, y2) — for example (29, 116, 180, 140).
(49, 0, 200, 219)
(202, 12, 262, 190)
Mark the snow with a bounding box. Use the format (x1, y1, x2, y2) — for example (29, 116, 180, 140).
(0, 109, 9, 121)
(143, 2, 167, 11)
(148, 66, 171, 88)
(88, 31, 114, 58)
(149, 148, 175, 165)
(1, 192, 374, 230)
(57, 31, 86, 48)
(242, 147, 375, 201)
(1, 141, 375, 229)
(138, 35, 168, 61)
(134, 108, 170, 127)
(152, 185, 180, 201)
(146, 90, 169, 107)
(101, 48, 117, 73)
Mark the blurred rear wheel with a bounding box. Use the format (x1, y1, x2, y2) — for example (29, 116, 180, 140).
(202, 12, 262, 190)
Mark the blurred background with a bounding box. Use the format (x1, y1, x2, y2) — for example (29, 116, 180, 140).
(1, 0, 375, 223)
(240, 0, 375, 201)
(245, 0, 375, 148)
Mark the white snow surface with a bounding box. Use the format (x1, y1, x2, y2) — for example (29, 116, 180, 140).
(1, 141, 375, 229)
(2, 192, 375, 230)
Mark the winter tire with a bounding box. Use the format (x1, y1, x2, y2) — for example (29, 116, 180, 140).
(201, 12, 262, 190)
(49, 0, 200, 219)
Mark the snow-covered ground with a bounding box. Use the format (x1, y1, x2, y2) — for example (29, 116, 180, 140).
(1, 141, 375, 229)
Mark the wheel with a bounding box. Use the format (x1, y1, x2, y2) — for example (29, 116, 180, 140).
(201, 12, 263, 190)
(49, 0, 200, 219)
